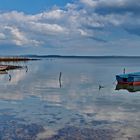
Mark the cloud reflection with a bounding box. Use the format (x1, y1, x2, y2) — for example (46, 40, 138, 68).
(0, 59, 140, 139)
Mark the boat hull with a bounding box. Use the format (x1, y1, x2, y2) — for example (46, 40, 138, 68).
(116, 72, 140, 85)
(117, 81, 140, 86)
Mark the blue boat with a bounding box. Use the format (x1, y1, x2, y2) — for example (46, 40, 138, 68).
(116, 72, 140, 85)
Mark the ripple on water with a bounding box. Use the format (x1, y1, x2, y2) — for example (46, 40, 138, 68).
(0, 114, 44, 140)
(46, 126, 116, 140)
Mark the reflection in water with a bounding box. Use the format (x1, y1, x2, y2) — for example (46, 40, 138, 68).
(0, 58, 140, 139)
(8, 74, 11, 81)
(116, 83, 140, 92)
(0, 114, 44, 140)
(0, 64, 28, 83)
(0, 70, 8, 75)
(45, 126, 116, 140)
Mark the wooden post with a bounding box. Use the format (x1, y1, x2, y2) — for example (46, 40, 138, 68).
(123, 68, 125, 74)
(59, 72, 62, 88)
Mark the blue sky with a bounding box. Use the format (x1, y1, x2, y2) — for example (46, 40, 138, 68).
(0, 0, 140, 56)
(0, 0, 73, 13)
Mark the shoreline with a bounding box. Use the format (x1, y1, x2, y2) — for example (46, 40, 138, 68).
(0, 57, 39, 62)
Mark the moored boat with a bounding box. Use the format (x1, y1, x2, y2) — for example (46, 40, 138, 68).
(116, 72, 140, 85)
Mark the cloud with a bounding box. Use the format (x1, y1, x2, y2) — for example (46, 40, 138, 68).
(80, 0, 97, 7)
(39, 9, 66, 20)
(4, 26, 41, 46)
(0, 33, 6, 40)
(0, 3, 108, 48)
(28, 22, 67, 35)
(79, 0, 140, 36)
(0, 0, 139, 53)
(80, 0, 140, 14)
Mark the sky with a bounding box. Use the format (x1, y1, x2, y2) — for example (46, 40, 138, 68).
(0, 0, 140, 56)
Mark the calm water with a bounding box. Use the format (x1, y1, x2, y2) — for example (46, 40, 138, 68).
(0, 57, 140, 140)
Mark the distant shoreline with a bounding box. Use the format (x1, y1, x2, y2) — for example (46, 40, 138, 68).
(1, 55, 140, 60)
(21, 55, 140, 59)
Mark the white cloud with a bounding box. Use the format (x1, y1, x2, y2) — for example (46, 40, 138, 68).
(80, 0, 97, 7)
(3, 26, 41, 46)
(0, 33, 6, 40)
(0, 0, 139, 54)
(28, 22, 67, 35)
(80, 0, 140, 8)
(39, 9, 66, 20)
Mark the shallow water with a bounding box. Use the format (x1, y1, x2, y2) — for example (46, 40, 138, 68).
(0, 57, 140, 139)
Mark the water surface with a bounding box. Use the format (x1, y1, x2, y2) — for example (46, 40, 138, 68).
(0, 57, 140, 139)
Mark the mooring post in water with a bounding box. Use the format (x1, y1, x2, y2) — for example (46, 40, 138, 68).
(59, 72, 62, 88)
(123, 68, 125, 74)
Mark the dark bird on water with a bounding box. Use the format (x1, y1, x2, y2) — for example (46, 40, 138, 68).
(99, 84, 104, 90)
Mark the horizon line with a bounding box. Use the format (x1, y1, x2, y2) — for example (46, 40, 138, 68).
(1, 54, 140, 58)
